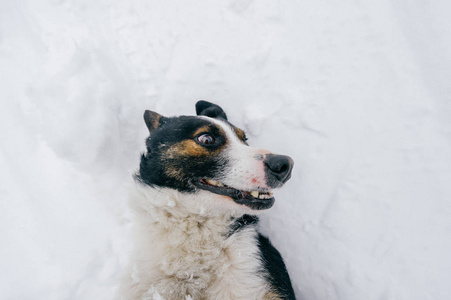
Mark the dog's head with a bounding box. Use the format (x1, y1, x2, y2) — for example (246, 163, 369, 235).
(137, 101, 293, 212)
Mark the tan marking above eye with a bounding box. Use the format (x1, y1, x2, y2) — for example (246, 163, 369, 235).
(233, 127, 247, 143)
(193, 126, 213, 138)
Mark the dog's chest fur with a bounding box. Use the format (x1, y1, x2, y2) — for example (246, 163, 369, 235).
(120, 185, 277, 300)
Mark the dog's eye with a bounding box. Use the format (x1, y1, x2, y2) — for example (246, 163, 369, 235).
(197, 134, 215, 145)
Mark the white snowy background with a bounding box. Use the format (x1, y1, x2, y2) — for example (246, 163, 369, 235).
(1, 0, 451, 299)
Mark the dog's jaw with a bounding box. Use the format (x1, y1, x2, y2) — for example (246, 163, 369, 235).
(193, 178, 275, 210)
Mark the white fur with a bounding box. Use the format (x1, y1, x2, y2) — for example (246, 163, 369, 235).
(118, 184, 274, 300)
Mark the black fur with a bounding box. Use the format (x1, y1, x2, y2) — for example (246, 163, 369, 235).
(228, 214, 259, 236)
(196, 100, 228, 120)
(258, 234, 296, 299)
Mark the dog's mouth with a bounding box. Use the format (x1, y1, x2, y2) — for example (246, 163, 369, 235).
(194, 179, 275, 210)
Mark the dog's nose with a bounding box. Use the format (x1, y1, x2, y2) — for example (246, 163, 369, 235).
(264, 154, 294, 184)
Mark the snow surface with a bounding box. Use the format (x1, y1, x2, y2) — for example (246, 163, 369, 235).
(1, 0, 451, 299)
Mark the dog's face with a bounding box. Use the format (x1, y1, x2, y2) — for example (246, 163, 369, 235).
(137, 101, 293, 211)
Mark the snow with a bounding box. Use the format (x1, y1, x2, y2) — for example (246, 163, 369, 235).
(1, 0, 451, 299)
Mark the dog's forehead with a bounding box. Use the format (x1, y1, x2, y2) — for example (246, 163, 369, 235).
(196, 116, 245, 142)
(159, 115, 216, 134)
(153, 114, 245, 145)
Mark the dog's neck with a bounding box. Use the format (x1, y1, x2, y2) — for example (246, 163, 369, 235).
(124, 183, 269, 299)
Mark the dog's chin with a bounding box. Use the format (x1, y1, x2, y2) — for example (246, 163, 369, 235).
(193, 179, 275, 211)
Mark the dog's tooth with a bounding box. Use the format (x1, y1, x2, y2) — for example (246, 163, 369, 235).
(206, 179, 219, 186)
(205, 179, 225, 187)
(250, 191, 259, 198)
(257, 192, 273, 199)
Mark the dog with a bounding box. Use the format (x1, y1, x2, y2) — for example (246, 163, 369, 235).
(119, 101, 296, 299)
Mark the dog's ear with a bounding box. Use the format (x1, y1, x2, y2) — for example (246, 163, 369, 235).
(195, 100, 228, 120)
(144, 110, 164, 133)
